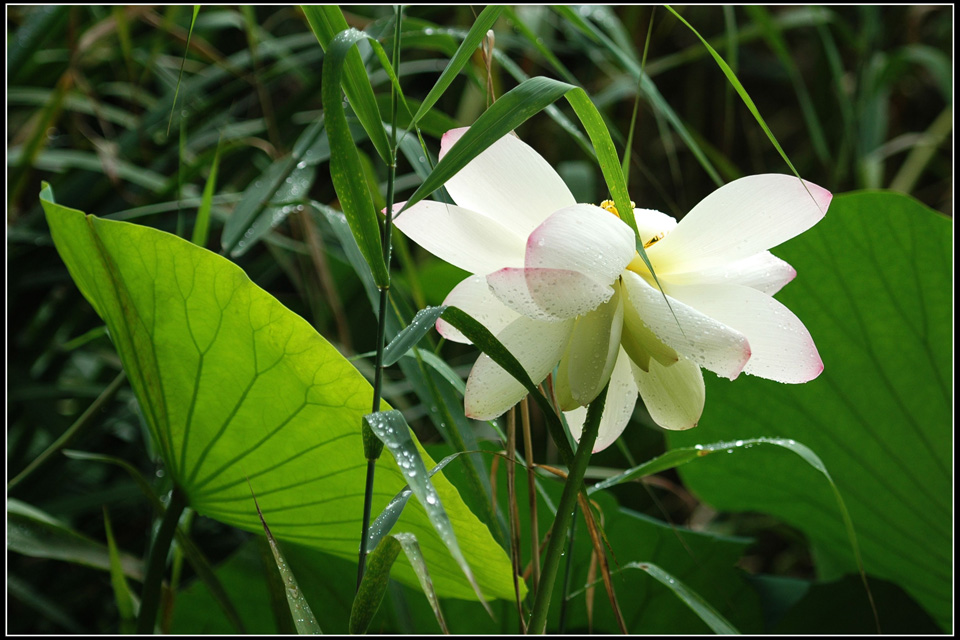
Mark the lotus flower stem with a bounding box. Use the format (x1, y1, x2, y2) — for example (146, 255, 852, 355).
(137, 485, 188, 634)
(528, 383, 608, 634)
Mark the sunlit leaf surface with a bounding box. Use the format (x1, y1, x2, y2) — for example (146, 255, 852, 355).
(40, 185, 516, 602)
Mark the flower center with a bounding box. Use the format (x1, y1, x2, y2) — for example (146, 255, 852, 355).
(599, 200, 666, 276)
(599, 199, 630, 220)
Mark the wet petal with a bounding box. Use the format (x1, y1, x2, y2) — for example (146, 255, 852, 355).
(631, 356, 705, 431)
(663, 251, 796, 295)
(486, 267, 613, 321)
(561, 284, 624, 406)
(666, 283, 823, 383)
(526, 204, 636, 284)
(392, 200, 525, 274)
(439, 128, 576, 239)
(621, 270, 750, 380)
(620, 295, 679, 372)
(436, 275, 520, 344)
(565, 349, 639, 452)
(464, 316, 574, 420)
(647, 174, 831, 274)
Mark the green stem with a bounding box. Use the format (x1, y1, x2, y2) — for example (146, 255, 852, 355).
(356, 457, 378, 590)
(357, 4, 403, 590)
(557, 506, 578, 634)
(136, 485, 188, 634)
(528, 384, 608, 634)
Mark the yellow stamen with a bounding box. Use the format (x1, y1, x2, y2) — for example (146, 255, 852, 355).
(599, 199, 635, 220)
(599, 199, 666, 275)
(643, 232, 665, 249)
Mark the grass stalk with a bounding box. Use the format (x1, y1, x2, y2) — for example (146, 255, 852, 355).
(528, 383, 608, 634)
(357, 4, 402, 590)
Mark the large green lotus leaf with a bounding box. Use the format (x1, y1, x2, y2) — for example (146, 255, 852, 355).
(667, 191, 952, 630)
(40, 188, 515, 602)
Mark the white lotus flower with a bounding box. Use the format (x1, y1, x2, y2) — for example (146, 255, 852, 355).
(394, 127, 830, 451)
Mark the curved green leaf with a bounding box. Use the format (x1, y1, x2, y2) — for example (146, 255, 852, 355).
(568, 561, 740, 634)
(350, 536, 401, 635)
(8, 499, 144, 581)
(411, 6, 503, 127)
(382, 306, 446, 367)
(301, 5, 392, 164)
(364, 409, 494, 612)
(252, 489, 322, 634)
(667, 191, 952, 630)
(321, 28, 392, 288)
(40, 184, 517, 603)
(103, 508, 137, 633)
(221, 117, 325, 256)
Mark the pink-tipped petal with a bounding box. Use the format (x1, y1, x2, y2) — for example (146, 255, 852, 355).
(392, 200, 525, 274)
(666, 282, 823, 383)
(439, 127, 469, 160)
(486, 267, 613, 321)
(464, 316, 574, 420)
(621, 270, 751, 380)
(647, 174, 831, 274)
(663, 251, 797, 296)
(436, 275, 520, 344)
(631, 356, 705, 431)
(564, 349, 639, 452)
(437, 129, 576, 238)
(526, 204, 636, 284)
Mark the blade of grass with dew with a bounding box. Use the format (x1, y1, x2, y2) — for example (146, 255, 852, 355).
(221, 117, 325, 255)
(301, 5, 391, 164)
(167, 5, 200, 137)
(250, 487, 322, 634)
(191, 134, 221, 247)
(411, 6, 503, 127)
(489, 49, 595, 160)
(382, 306, 447, 367)
(363, 409, 496, 614)
(568, 561, 739, 634)
(366, 453, 460, 553)
(590, 436, 877, 629)
(321, 28, 403, 288)
(235, 162, 316, 258)
(392, 533, 449, 633)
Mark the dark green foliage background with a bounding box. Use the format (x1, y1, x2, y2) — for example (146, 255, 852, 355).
(7, 5, 952, 634)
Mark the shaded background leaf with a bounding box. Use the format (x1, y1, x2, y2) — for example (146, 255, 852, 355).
(667, 191, 952, 630)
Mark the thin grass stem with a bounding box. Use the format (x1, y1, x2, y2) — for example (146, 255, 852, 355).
(528, 383, 608, 634)
(357, 4, 403, 590)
